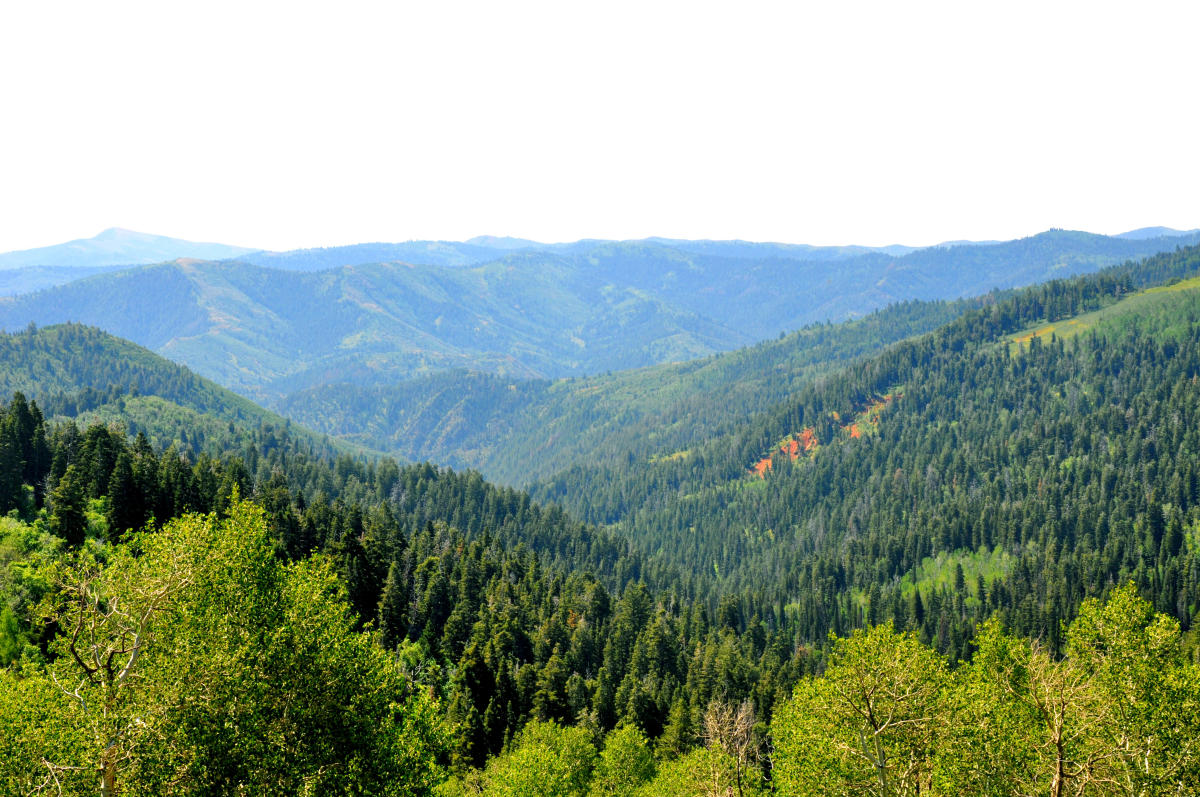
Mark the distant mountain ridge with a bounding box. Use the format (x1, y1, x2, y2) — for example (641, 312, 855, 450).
(4, 224, 1196, 273)
(2, 229, 1199, 406)
(233, 236, 922, 272)
(0, 256, 749, 401)
(1114, 225, 1200, 240)
(3, 224, 1195, 285)
(0, 228, 258, 270)
(0, 265, 126, 297)
(642, 237, 920, 259)
(239, 241, 514, 271)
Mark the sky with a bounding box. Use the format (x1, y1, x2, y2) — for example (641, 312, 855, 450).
(2, 0, 1199, 253)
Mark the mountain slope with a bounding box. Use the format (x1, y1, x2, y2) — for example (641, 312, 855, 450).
(0, 265, 126, 297)
(8, 248, 1200, 788)
(238, 240, 517, 270)
(0, 228, 257, 269)
(0, 257, 749, 400)
(577, 230, 1200, 339)
(277, 297, 973, 484)
(244, 229, 1198, 344)
(531, 245, 1200, 643)
(270, 231, 1200, 483)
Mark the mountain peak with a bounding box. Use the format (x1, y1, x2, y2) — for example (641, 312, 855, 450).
(465, 235, 544, 250)
(0, 229, 258, 270)
(93, 227, 153, 240)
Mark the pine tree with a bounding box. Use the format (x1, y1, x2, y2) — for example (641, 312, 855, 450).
(0, 418, 21, 514)
(377, 561, 409, 649)
(49, 464, 88, 546)
(105, 451, 141, 542)
(28, 419, 51, 507)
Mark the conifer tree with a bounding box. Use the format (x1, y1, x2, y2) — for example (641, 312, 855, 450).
(49, 464, 88, 546)
(105, 451, 141, 542)
(378, 560, 410, 649)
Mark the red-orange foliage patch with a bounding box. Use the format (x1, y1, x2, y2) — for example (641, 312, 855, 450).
(752, 396, 907, 478)
(751, 427, 821, 477)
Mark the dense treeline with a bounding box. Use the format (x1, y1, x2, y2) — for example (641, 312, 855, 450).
(438, 586, 1200, 796)
(5, 486, 1196, 794)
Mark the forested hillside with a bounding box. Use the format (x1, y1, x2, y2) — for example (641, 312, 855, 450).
(0, 388, 811, 792)
(535, 246, 1200, 649)
(1, 381, 1196, 793)
(528, 230, 1200, 339)
(279, 298, 970, 484)
(0, 322, 359, 459)
(0, 257, 749, 400)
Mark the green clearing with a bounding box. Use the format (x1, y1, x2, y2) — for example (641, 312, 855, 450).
(1007, 274, 1200, 353)
(899, 546, 1015, 599)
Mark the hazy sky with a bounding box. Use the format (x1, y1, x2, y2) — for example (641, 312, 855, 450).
(2, 1, 1198, 253)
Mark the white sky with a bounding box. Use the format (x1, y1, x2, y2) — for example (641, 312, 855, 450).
(1, 0, 1198, 253)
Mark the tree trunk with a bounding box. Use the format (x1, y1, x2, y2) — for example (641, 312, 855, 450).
(100, 757, 117, 797)
(1051, 734, 1066, 797)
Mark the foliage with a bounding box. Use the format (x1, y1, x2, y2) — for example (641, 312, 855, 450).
(773, 626, 947, 796)
(0, 502, 450, 795)
(4, 244, 1200, 792)
(634, 747, 757, 797)
(0, 322, 361, 461)
(475, 720, 597, 797)
(774, 589, 1200, 796)
(589, 724, 655, 796)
